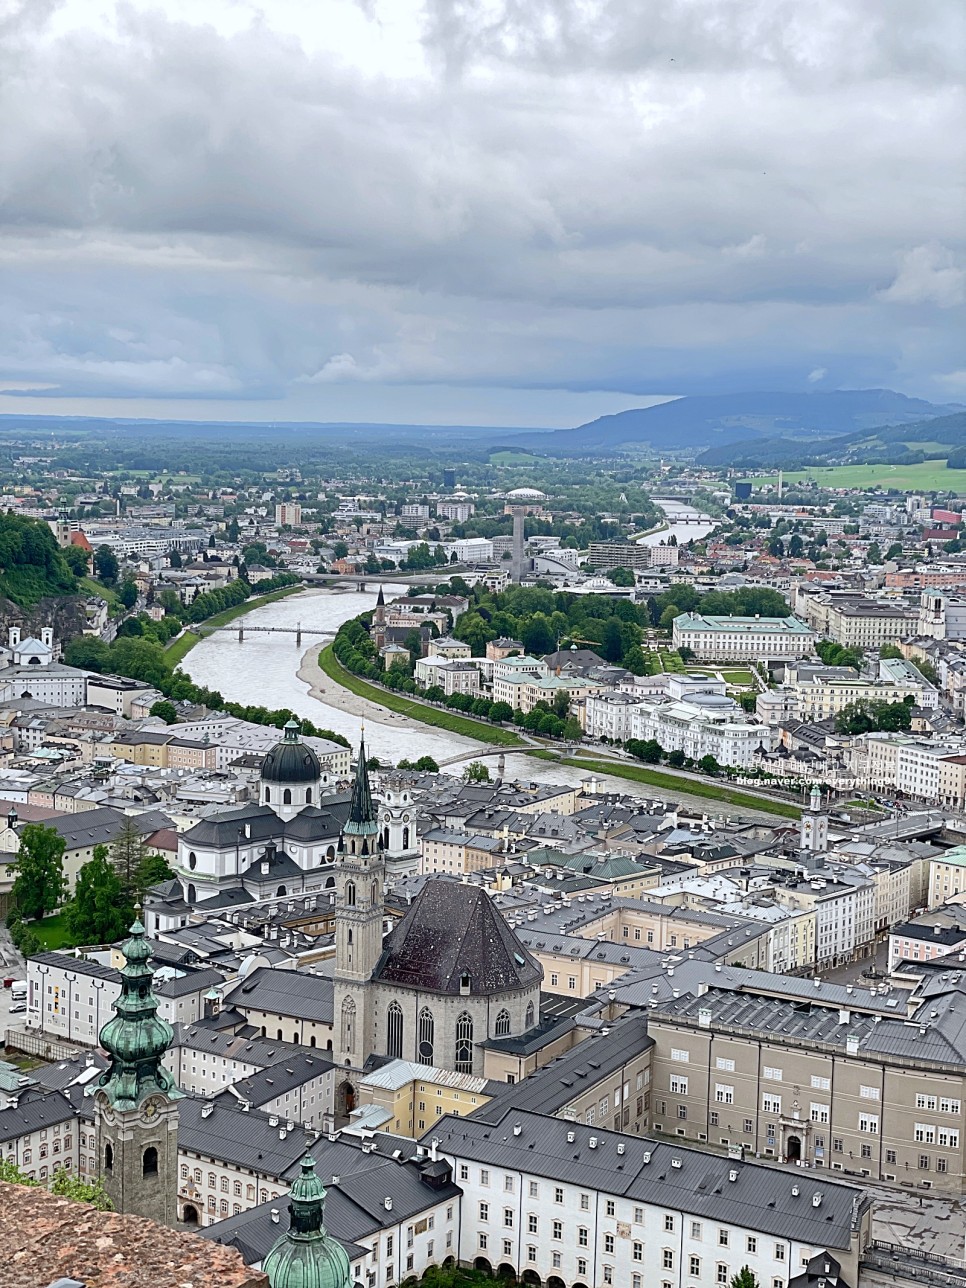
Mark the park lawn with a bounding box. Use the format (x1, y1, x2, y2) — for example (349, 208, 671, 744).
(747, 460, 965, 493)
(319, 645, 524, 748)
(164, 584, 304, 667)
(531, 752, 801, 819)
(30, 912, 77, 951)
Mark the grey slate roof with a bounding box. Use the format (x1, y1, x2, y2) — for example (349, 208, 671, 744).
(219, 1054, 334, 1107)
(182, 799, 349, 848)
(428, 1107, 867, 1249)
(178, 1094, 317, 1180)
(475, 1015, 652, 1120)
(375, 881, 542, 996)
(201, 1143, 459, 1264)
(0, 1088, 77, 1143)
(228, 966, 335, 1025)
(43, 806, 173, 850)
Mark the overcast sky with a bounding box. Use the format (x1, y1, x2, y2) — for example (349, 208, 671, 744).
(1, 0, 963, 427)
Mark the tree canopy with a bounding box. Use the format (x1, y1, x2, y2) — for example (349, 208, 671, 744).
(11, 824, 66, 922)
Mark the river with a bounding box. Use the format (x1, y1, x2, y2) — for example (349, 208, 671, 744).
(638, 498, 716, 545)
(183, 585, 763, 814)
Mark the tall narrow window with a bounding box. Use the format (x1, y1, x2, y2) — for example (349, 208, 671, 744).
(341, 997, 356, 1052)
(418, 1007, 435, 1063)
(346, 881, 356, 906)
(455, 1011, 474, 1073)
(387, 1002, 404, 1059)
(283, 788, 292, 805)
(495, 1009, 511, 1037)
(143, 1146, 158, 1177)
(104, 1143, 113, 1171)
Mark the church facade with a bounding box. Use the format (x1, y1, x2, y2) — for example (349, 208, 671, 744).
(334, 747, 543, 1079)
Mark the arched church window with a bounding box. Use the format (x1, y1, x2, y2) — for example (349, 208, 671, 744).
(387, 1001, 404, 1059)
(455, 1012, 474, 1073)
(494, 1009, 511, 1037)
(104, 1143, 113, 1172)
(276, 886, 286, 897)
(305, 788, 312, 803)
(525, 1001, 535, 1030)
(342, 997, 356, 1052)
(325, 876, 335, 889)
(371, 881, 378, 905)
(283, 788, 292, 805)
(143, 1146, 158, 1177)
(418, 1007, 435, 1063)
(402, 826, 410, 849)
(346, 881, 356, 906)
(265, 787, 271, 803)
(326, 845, 336, 863)
(347, 929, 353, 944)
(188, 852, 196, 870)
(383, 827, 390, 851)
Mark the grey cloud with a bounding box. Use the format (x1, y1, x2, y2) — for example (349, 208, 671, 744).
(0, 0, 962, 409)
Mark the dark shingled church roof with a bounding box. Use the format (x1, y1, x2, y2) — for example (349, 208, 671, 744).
(374, 881, 542, 995)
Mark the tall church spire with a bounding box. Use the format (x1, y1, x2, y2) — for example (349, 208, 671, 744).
(94, 916, 182, 1110)
(90, 916, 182, 1225)
(344, 737, 378, 837)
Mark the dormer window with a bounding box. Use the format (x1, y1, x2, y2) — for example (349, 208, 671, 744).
(460, 972, 471, 994)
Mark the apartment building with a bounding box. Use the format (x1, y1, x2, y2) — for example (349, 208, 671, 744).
(274, 502, 302, 526)
(854, 734, 966, 807)
(430, 1105, 872, 1288)
(357, 1059, 494, 1136)
(644, 983, 966, 1193)
(629, 696, 776, 769)
(772, 870, 875, 969)
(672, 614, 816, 661)
(585, 690, 648, 742)
(927, 847, 966, 906)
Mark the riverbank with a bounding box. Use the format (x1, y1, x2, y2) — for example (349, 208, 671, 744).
(529, 750, 801, 819)
(313, 645, 524, 746)
(164, 584, 304, 667)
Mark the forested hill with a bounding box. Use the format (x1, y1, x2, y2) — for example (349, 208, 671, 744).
(0, 513, 83, 606)
(500, 390, 958, 457)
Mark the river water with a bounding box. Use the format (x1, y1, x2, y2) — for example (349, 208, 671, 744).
(183, 585, 748, 811)
(638, 498, 716, 545)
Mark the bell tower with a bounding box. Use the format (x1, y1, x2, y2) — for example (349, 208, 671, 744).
(334, 737, 385, 1068)
(800, 783, 829, 854)
(379, 773, 419, 878)
(88, 916, 183, 1225)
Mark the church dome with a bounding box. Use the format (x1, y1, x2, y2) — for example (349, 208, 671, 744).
(263, 1156, 352, 1288)
(261, 720, 321, 785)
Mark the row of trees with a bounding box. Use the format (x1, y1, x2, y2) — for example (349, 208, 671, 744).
(332, 618, 584, 741)
(7, 821, 174, 954)
(835, 697, 914, 735)
(624, 738, 723, 777)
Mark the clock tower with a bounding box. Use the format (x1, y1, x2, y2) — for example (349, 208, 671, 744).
(88, 915, 183, 1225)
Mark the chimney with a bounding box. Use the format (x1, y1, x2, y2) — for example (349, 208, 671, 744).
(271, 1208, 280, 1223)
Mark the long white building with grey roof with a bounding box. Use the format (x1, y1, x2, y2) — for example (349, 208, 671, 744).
(428, 1106, 871, 1288)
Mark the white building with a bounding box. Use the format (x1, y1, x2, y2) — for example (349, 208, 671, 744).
(672, 614, 816, 661)
(629, 695, 776, 768)
(918, 589, 966, 641)
(430, 1108, 870, 1288)
(275, 502, 302, 527)
(584, 691, 648, 742)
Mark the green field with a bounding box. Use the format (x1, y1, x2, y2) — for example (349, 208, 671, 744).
(529, 752, 801, 819)
(748, 461, 965, 492)
(164, 585, 303, 667)
(318, 646, 524, 747)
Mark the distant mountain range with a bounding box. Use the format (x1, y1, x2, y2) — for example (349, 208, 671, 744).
(497, 390, 963, 458)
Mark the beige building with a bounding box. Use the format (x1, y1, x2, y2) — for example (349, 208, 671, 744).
(928, 848, 966, 906)
(357, 1060, 493, 1136)
(644, 985, 966, 1193)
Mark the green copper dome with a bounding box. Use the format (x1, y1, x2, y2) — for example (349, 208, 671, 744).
(91, 917, 183, 1111)
(261, 719, 322, 786)
(263, 1156, 352, 1288)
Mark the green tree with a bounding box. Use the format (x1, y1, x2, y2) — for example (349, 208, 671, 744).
(62, 543, 90, 577)
(698, 754, 721, 775)
(93, 544, 119, 585)
(463, 761, 491, 783)
(136, 851, 175, 892)
(552, 687, 570, 718)
(11, 824, 66, 922)
(150, 699, 178, 724)
(879, 643, 903, 659)
(667, 749, 686, 767)
(0, 1157, 113, 1210)
(109, 817, 147, 898)
(730, 1268, 759, 1288)
(118, 577, 138, 609)
(67, 847, 134, 945)
(607, 566, 635, 587)
(168, 546, 183, 568)
(412, 756, 439, 772)
(601, 618, 625, 664)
